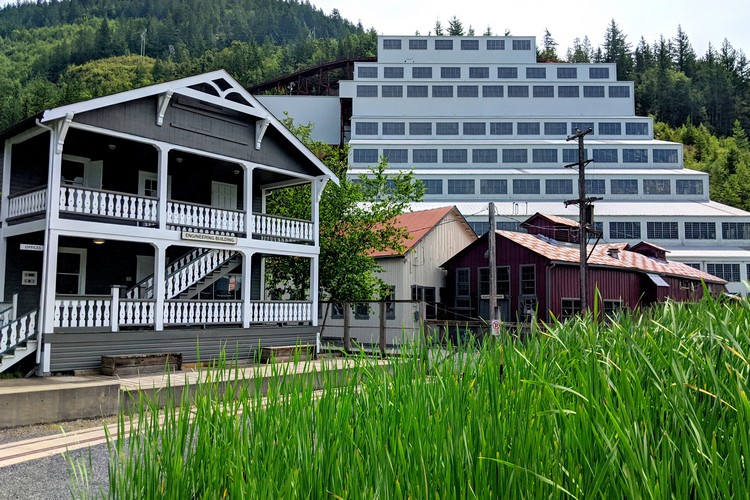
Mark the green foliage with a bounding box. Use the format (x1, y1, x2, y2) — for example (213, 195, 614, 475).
(264, 117, 424, 302)
(94, 296, 750, 497)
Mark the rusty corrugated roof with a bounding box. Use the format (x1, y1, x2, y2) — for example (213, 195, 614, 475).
(499, 230, 726, 284)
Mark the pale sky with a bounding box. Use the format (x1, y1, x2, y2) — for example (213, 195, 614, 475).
(311, 0, 748, 57)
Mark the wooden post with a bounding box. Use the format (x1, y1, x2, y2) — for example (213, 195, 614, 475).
(342, 302, 350, 353)
(379, 301, 386, 358)
(11, 293, 18, 321)
(110, 286, 120, 333)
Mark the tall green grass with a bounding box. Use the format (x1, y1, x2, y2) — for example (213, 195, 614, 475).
(91, 296, 749, 498)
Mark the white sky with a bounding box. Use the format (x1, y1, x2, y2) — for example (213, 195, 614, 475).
(311, 0, 748, 57)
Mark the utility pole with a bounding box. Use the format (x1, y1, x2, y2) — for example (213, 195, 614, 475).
(488, 202, 498, 325)
(563, 128, 601, 313)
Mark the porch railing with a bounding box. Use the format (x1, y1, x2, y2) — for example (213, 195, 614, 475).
(59, 186, 158, 223)
(248, 301, 312, 323)
(0, 309, 37, 355)
(252, 213, 314, 242)
(164, 300, 243, 325)
(7, 187, 47, 219)
(167, 201, 245, 234)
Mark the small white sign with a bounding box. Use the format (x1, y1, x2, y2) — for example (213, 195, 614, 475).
(181, 231, 237, 245)
(491, 320, 501, 335)
(22, 271, 38, 286)
(20, 244, 44, 252)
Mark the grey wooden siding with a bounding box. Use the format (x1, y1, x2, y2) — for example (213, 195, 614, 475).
(46, 326, 318, 372)
(5, 233, 44, 315)
(75, 96, 320, 178)
(9, 133, 49, 195)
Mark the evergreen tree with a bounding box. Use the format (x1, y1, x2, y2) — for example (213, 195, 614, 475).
(673, 25, 696, 77)
(538, 28, 559, 61)
(447, 16, 464, 36)
(603, 19, 634, 79)
(566, 36, 593, 63)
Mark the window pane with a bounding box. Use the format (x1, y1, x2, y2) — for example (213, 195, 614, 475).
(472, 149, 497, 163)
(409, 39, 427, 50)
(421, 179, 443, 194)
(407, 85, 428, 97)
(623, 149, 648, 163)
(545, 179, 573, 194)
(382, 85, 403, 97)
(432, 85, 454, 97)
(490, 122, 513, 135)
(526, 67, 546, 78)
(355, 122, 378, 135)
(441, 67, 461, 78)
(448, 179, 475, 194)
(483, 85, 504, 97)
(480, 179, 508, 194)
(508, 85, 529, 97)
(503, 149, 528, 163)
(583, 85, 605, 97)
(457, 85, 479, 97)
(435, 39, 454, 50)
(412, 67, 432, 78)
(356, 85, 378, 97)
(382, 122, 405, 135)
(461, 40, 479, 50)
(382, 149, 408, 163)
(532, 149, 558, 163)
(497, 67, 518, 78)
(676, 179, 703, 195)
(409, 122, 432, 135)
(358, 67, 378, 78)
(443, 149, 467, 162)
(517, 122, 540, 135)
(544, 122, 567, 135)
(533, 85, 554, 97)
(558, 85, 580, 97)
(557, 67, 577, 78)
(383, 39, 402, 50)
(469, 67, 490, 78)
(384, 67, 404, 78)
(436, 123, 459, 135)
(513, 179, 540, 194)
(413, 149, 438, 163)
(463, 122, 486, 135)
(610, 179, 638, 194)
(643, 179, 671, 195)
(589, 67, 610, 79)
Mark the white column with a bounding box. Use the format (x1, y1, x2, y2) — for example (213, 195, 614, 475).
(242, 250, 252, 328)
(157, 146, 170, 230)
(1, 139, 11, 229)
(0, 234, 6, 303)
(310, 254, 319, 327)
(153, 243, 167, 330)
(244, 165, 253, 236)
(38, 229, 59, 371)
(46, 125, 63, 228)
(311, 178, 320, 247)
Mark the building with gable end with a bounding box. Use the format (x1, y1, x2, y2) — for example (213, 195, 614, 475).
(0, 70, 337, 374)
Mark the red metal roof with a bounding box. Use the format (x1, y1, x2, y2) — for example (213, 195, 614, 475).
(520, 212, 580, 229)
(498, 231, 727, 284)
(370, 206, 459, 258)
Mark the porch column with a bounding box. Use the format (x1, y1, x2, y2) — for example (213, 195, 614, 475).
(241, 251, 252, 328)
(38, 229, 59, 373)
(311, 178, 320, 247)
(156, 145, 170, 230)
(243, 165, 254, 236)
(153, 244, 167, 331)
(310, 254, 319, 327)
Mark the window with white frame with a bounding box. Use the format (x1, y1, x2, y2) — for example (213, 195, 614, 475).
(353, 149, 378, 163)
(598, 122, 622, 135)
(497, 67, 518, 78)
(490, 122, 513, 135)
(355, 122, 378, 135)
(583, 85, 605, 97)
(647, 221, 679, 239)
(589, 67, 610, 79)
(412, 67, 432, 78)
(480, 179, 508, 194)
(420, 179, 443, 194)
(643, 179, 671, 195)
(545, 179, 573, 194)
(557, 67, 577, 78)
(443, 149, 468, 162)
(382, 122, 405, 135)
(653, 149, 679, 163)
(358, 67, 378, 78)
(558, 85, 580, 97)
(469, 67, 490, 78)
(609, 85, 630, 97)
(384, 67, 404, 78)
(610, 179, 639, 194)
(512, 40, 532, 50)
(483, 85, 504, 97)
(676, 179, 703, 195)
(436, 123, 459, 135)
(457, 85, 479, 97)
(382, 149, 408, 163)
(432, 85, 453, 97)
(684, 222, 716, 239)
(435, 39, 454, 50)
(592, 149, 618, 163)
(503, 149, 528, 163)
(413, 149, 438, 163)
(441, 67, 461, 78)
(507, 85, 529, 97)
(382, 85, 403, 97)
(487, 40, 505, 50)
(356, 85, 378, 97)
(544, 122, 567, 135)
(626, 122, 649, 135)
(409, 122, 432, 135)
(532, 149, 558, 163)
(706, 263, 739, 281)
(461, 39, 479, 50)
(609, 221, 641, 239)
(623, 149, 648, 163)
(383, 39, 402, 49)
(448, 179, 476, 194)
(478, 266, 511, 297)
(517, 122, 540, 135)
(463, 122, 486, 135)
(722, 222, 750, 239)
(526, 67, 546, 78)
(513, 179, 540, 194)
(533, 85, 554, 97)
(473, 149, 498, 163)
(409, 39, 427, 50)
(407, 85, 428, 97)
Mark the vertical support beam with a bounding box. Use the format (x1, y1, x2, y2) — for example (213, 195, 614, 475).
(110, 286, 120, 332)
(0, 140, 11, 302)
(0, 234, 6, 303)
(153, 243, 166, 331)
(37, 229, 59, 372)
(242, 250, 252, 328)
(244, 165, 254, 236)
(379, 301, 386, 358)
(577, 136, 587, 312)
(156, 145, 169, 230)
(310, 255, 319, 327)
(343, 302, 350, 353)
(488, 202, 498, 327)
(47, 121, 65, 228)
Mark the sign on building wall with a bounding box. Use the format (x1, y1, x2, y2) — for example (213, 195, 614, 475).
(181, 231, 237, 245)
(20, 244, 44, 252)
(22, 271, 38, 286)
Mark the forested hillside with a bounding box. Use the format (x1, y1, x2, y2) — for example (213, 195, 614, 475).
(0, 3, 749, 210)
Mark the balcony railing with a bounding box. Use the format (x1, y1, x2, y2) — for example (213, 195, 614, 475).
(252, 213, 314, 242)
(59, 185, 158, 223)
(7, 187, 47, 219)
(167, 201, 245, 234)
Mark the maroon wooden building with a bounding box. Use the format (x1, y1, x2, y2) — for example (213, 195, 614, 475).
(441, 214, 726, 322)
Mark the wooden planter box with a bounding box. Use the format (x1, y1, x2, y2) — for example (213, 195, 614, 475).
(259, 345, 316, 364)
(101, 353, 182, 376)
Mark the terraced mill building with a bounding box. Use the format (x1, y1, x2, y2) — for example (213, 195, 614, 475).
(257, 35, 750, 295)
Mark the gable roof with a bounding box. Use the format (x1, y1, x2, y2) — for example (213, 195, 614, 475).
(520, 212, 579, 229)
(37, 70, 338, 184)
(371, 206, 474, 258)
(498, 230, 726, 284)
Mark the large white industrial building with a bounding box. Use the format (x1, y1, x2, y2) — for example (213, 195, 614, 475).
(257, 35, 750, 294)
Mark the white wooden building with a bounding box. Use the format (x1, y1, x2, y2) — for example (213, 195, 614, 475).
(0, 70, 337, 374)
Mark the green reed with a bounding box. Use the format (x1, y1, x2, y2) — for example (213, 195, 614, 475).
(86, 295, 750, 498)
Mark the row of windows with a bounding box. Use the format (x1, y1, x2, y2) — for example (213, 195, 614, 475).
(382, 38, 531, 51)
(356, 84, 629, 99)
(359, 65, 612, 80)
(414, 177, 704, 196)
(352, 147, 680, 165)
(609, 221, 743, 240)
(354, 120, 649, 137)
